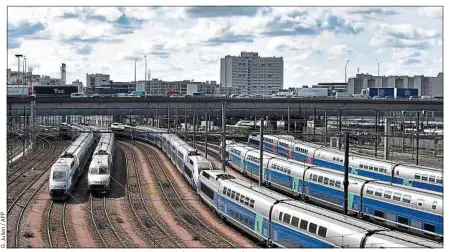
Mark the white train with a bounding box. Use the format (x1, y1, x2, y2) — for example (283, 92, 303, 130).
(133, 126, 213, 189)
(49, 132, 95, 200)
(198, 170, 441, 248)
(88, 133, 115, 192)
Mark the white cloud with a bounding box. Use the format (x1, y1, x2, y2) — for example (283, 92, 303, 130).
(327, 44, 351, 56)
(7, 7, 443, 87)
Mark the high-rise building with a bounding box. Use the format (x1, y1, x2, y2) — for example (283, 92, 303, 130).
(220, 52, 283, 95)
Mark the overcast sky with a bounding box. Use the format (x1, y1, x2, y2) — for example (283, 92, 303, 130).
(7, 6, 442, 87)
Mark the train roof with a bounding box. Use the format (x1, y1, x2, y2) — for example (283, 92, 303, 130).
(226, 178, 441, 248)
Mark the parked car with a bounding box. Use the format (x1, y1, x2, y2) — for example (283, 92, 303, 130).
(71, 92, 87, 98)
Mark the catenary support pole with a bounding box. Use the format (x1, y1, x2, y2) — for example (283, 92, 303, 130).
(221, 102, 227, 172)
(184, 108, 188, 141)
(259, 118, 264, 186)
(192, 110, 196, 148)
(338, 109, 342, 150)
(205, 110, 208, 158)
(343, 131, 350, 215)
(375, 109, 378, 157)
(287, 107, 290, 134)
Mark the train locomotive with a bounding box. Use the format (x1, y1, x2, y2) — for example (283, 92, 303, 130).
(226, 141, 443, 240)
(88, 133, 115, 192)
(198, 169, 440, 248)
(248, 135, 443, 193)
(49, 132, 95, 200)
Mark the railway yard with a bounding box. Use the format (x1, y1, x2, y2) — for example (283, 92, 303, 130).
(6, 130, 257, 248)
(6, 123, 443, 248)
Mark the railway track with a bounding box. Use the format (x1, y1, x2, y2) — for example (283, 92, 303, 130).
(8, 134, 23, 160)
(45, 201, 71, 248)
(89, 194, 127, 248)
(7, 138, 69, 248)
(7, 136, 48, 185)
(117, 142, 182, 248)
(132, 140, 237, 248)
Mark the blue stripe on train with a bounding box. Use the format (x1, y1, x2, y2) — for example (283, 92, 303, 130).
(361, 197, 443, 235)
(217, 194, 333, 248)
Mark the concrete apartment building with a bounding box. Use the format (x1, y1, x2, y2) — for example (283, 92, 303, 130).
(220, 52, 283, 95)
(347, 72, 443, 96)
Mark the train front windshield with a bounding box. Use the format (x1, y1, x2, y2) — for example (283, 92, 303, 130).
(52, 171, 67, 181)
(90, 166, 109, 174)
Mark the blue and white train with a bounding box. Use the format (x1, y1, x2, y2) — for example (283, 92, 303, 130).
(248, 135, 443, 193)
(132, 126, 213, 189)
(198, 169, 441, 248)
(226, 142, 443, 240)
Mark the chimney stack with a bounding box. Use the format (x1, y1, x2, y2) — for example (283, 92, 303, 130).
(60, 63, 66, 85)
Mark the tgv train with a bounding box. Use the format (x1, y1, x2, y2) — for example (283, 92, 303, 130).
(198, 170, 441, 248)
(248, 135, 443, 193)
(133, 126, 213, 189)
(49, 132, 95, 200)
(225, 142, 443, 240)
(88, 133, 115, 192)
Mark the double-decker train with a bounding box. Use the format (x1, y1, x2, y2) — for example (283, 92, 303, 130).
(198, 170, 440, 248)
(130, 126, 441, 247)
(225, 141, 443, 240)
(248, 135, 443, 193)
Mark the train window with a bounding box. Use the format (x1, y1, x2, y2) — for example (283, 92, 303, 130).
(393, 193, 401, 201)
(421, 174, 428, 181)
(318, 176, 323, 183)
(366, 187, 375, 195)
(429, 176, 435, 182)
(397, 216, 409, 225)
(283, 213, 291, 224)
(415, 173, 421, 180)
(279, 212, 283, 221)
(375, 189, 383, 197)
(424, 223, 436, 233)
(417, 199, 425, 207)
(359, 164, 363, 168)
(364, 165, 369, 170)
(384, 169, 388, 173)
(312, 175, 318, 181)
(227, 189, 231, 197)
(308, 223, 318, 234)
(402, 195, 411, 204)
(396, 171, 399, 176)
(240, 195, 245, 203)
(223, 187, 227, 195)
(340, 159, 343, 163)
(323, 178, 329, 185)
(189, 160, 194, 166)
(299, 219, 308, 230)
(231, 191, 236, 199)
(250, 200, 255, 208)
(378, 167, 385, 173)
(245, 197, 250, 206)
(235, 193, 240, 201)
(329, 179, 335, 186)
(335, 181, 341, 188)
(310, 174, 313, 180)
(333, 157, 336, 161)
(432, 201, 437, 210)
(318, 226, 327, 238)
(291, 216, 300, 227)
(384, 191, 392, 199)
(288, 169, 291, 175)
(436, 177, 442, 184)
